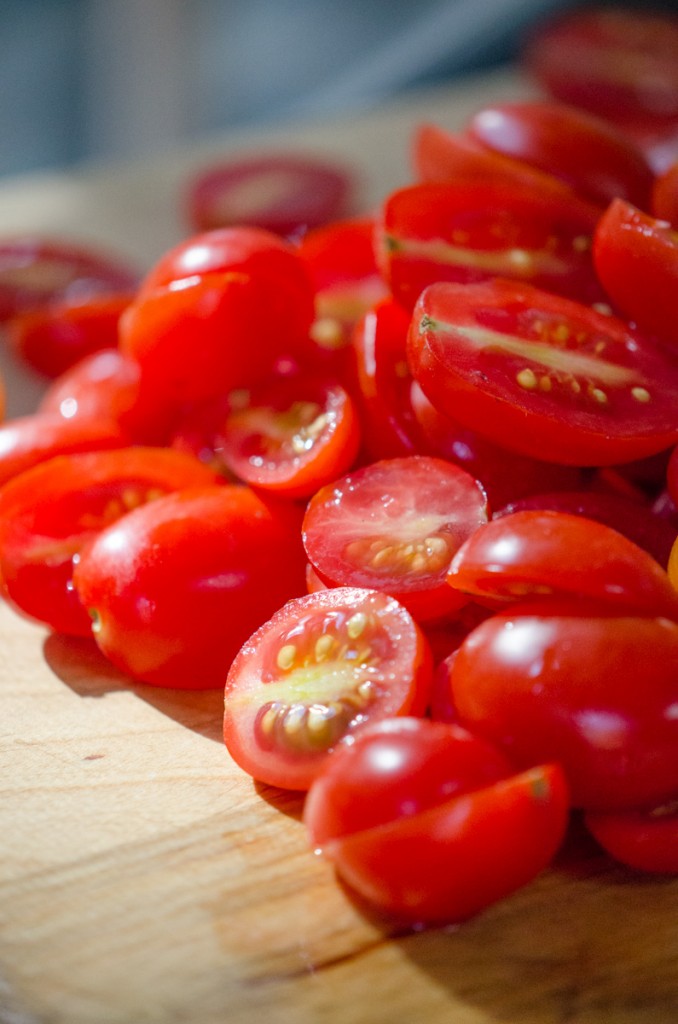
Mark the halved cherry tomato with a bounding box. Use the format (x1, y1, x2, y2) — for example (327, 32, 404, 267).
(0, 447, 222, 635)
(0, 237, 138, 322)
(201, 374, 361, 499)
(223, 589, 433, 790)
(446, 509, 678, 619)
(593, 198, 678, 349)
(73, 485, 307, 689)
(305, 717, 568, 924)
(7, 291, 133, 378)
(0, 413, 128, 488)
(185, 154, 354, 237)
(585, 801, 678, 874)
(465, 101, 653, 209)
(302, 455, 488, 622)
(119, 227, 316, 403)
(407, 278, 678, 466)
(376, 180, 604, 310)
(450, 601, 678, 810)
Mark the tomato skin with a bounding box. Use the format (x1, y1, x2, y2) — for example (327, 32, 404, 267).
(0, 413, 128, 488)
(377, 180, 604, 311)
(408, 278, 678, 467)
(450, 605, 678, 810)
(119, 227, 316, 403)
(593, 198, 678, 349)
(74, 485, 307, 689)
(466, 101, 653, 209)
(652, 160, 678, 225)
(447, 509, 678, 620)
(312, 752, 569, 925)
(223, 589, 433, 791)
(302, 455, 489, 622)
(584, 802, 678, 874)
(0, 448, 222, 636)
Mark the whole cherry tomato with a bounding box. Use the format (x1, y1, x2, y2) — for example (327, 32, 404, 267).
(585, 802, 678, 874)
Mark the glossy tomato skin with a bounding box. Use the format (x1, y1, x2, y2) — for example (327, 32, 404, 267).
(593, 198, 678, 349)
(465, 101, 653, 209)
(0, 448, 222, 636)
(450, 603, 678, 810)
(302, 455, 489, 622)
(447, 509, 678, 620)
(408, 279, 678, 466)
(119, 227, 316, 403)
(74, 485, 307, 689)
(305, 717, 569, 924)
(584, 803, 678, 874)
(223, 589, 434, 791)
(377, 180, 604, 310)
(0, 413, 128, 488)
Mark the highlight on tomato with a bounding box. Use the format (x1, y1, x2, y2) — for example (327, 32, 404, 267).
(304, 716, 569, 924)
(407, 278, 678, 466)
(223, 588, 433, 791)
(302, 455, 489, 621)
(73, 484, 308, 689)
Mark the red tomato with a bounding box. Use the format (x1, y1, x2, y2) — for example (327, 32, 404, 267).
(185, 154, 354, 237)
(0, 237, 138, 322)
(304, 717, 568, 924)
(119, 227, 316, 403)
(465, 101, 653, 210)
(652, 160, 678, 225)
(302, 455, 489, 622)
(0, 413, 128, 488)
(201, 375, 361, 499)
(0, 447, 222, 636)
(7, 291, 133, 378)
(412, 123, 574, 195)
(593, 198, 678, 349)
(585, 802, 678, 874)
(38, 348, 179, 445)
(447, 509, 678, 620)
(223, 589, 433, 790)
(73, 485, 308, 689)
(522, 6, 678, 133)
(376, 180, 604, 310)
(450, 603, 678, 810)
(407, 279, 678, 466)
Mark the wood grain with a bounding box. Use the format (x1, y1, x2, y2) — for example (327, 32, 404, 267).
(1, 68, 677, 1023)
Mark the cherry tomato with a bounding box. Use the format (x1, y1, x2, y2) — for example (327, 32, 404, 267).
(465, 101, 653, 209)
(407, 278, 678, 466)
(304, 717, 568, 924)
(0, 237, 138, 322)
(593, 198, 678, 349)
(198, 374, 361, 499)
(38, 348, 179, 446)
(522, 6, 678, 133)
(119, 227, 316, 403)
(73, 484, 308, 689)
(0, 413, 128, 488)
(376, 180, 604, 310)
(302, 455, 489, 622)
(7, 291, 133, 378)
(584, 801, 678, 874)
(223, 589, 433, 790)
(185, 154, 354, 237)
(447, 509, 678, 619)
(450, 602, 678, 810)
(652, 159, 678, 225)
(0, 447, 222, 636)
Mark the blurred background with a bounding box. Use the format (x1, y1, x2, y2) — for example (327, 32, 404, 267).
(0, 0, 671, 180)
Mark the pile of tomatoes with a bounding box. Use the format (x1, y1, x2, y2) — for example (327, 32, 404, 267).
(1, 4, 678, 930)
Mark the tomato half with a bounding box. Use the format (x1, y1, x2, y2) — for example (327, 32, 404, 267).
(302, 455, 489, 621)
(305, 717, 568, 925)
(73, 484, 307, 689)
(584, 802, 678, 874)
(0, 413, 128, 488)
(407, 278, 678, 466)
(376, 180, 604, 310)
(450, 602, 678, 810)
(223, 589, 433, 790)
(0, 448, 222, 635)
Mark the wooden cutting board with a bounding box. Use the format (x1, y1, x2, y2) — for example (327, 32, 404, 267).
(1, 68, 677, 1024)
